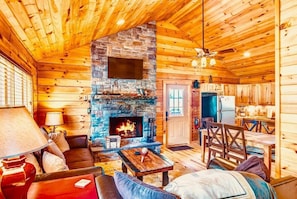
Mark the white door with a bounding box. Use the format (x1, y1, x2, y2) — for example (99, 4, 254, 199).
(165, 83, 191, 146)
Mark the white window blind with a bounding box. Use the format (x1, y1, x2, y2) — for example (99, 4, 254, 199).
(0, 55, 33, 113)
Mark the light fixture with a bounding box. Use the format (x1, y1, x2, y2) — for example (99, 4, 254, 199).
(0, 106, 48, 199)
(45, 112, 64, 133)
(243, 51, 251, 57)
(116, 19, 125, 25)
(192, 0, 217, 68)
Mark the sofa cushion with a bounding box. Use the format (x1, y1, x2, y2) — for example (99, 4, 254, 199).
(63, 148, 94, 169)
(51, 132, 70, 152)
(114, 171, 177, 199)
(47, 139, 66, 162)
(43, 151, 69, 173)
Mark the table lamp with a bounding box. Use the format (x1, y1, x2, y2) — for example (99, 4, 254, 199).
(0, 106, 48, 199)
(45, 112, 64, 133)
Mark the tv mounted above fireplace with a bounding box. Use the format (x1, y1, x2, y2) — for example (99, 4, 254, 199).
(108, 56, 143, 80)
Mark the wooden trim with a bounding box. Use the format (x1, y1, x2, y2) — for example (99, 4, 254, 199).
(274, 0, 281, 178)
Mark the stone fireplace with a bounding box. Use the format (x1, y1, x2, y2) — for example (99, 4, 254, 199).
(109, 116, 143, 139)
(90, 22, 157, 147)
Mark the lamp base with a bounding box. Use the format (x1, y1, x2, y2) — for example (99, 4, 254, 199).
(1, 160, 36, 199)
(2, 156, 26, 169)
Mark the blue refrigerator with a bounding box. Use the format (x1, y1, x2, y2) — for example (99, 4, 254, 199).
(201, 92, 235, 125)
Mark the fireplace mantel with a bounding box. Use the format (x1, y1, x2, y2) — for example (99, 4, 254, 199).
(92, 94, 157, 102)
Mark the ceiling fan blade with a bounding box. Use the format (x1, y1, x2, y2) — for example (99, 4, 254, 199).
(216, 55, 225, 60)
(194, 48, 203, 53)
(218, 48, 236, 54)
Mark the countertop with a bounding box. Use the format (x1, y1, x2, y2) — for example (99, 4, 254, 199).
(236, 116, 275, 123)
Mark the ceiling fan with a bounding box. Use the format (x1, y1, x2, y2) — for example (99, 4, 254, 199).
(193, 0, 236, 65)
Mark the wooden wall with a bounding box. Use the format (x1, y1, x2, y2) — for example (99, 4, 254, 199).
(0, 12, 38, 116)
(36, 45, 92, 136)
(277, 0, 297, 177)
(155, 21, 240, 140)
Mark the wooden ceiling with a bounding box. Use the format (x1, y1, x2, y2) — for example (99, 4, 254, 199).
(0, 0, 275, 81)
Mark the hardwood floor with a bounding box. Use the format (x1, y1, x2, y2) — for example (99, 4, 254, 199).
(95, 142, 204, 187)
(95, 141, 276, 187)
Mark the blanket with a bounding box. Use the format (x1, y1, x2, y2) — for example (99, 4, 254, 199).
(164, 169, 276, 199)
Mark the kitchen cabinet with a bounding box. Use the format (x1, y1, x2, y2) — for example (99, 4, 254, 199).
(259, 83, 275, 105)
(224, 84, 236, 96)
(236, 84, 257, 105)
(200, 83, 223, 95)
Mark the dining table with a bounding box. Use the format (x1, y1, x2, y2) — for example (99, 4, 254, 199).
(200, 128, 275, 176)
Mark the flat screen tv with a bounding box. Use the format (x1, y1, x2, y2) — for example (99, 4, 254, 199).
(108, 57, 143, 79)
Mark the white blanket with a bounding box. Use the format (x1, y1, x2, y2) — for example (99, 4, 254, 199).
(164, 169, 256, 199)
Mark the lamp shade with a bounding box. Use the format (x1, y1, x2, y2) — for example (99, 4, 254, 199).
(45, 112, 64, 126)
(0, 106, 48, 159)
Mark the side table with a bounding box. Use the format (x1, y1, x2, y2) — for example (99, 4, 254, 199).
(90, 146, 105, 162)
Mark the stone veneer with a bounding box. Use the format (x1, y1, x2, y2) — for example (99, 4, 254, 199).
(90, 22, 157, 146)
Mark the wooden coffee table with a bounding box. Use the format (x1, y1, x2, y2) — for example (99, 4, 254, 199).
(118, 148, 174, 186)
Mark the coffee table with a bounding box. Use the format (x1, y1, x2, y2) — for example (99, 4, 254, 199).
(118, 148, 174, 186)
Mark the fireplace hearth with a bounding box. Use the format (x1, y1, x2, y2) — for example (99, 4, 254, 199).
(109, 116, 143, 139)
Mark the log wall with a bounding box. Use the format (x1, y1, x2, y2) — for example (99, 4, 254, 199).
(36, 45, 92, 136)
(0, 13, 38, 116)
(155, 21, 240, 139)
(276, 0, 297, 177)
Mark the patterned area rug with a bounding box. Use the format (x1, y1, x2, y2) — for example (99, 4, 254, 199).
(168, 145, 193, 151)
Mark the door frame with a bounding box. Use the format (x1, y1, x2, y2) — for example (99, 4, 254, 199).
(162, 80, 192, 147)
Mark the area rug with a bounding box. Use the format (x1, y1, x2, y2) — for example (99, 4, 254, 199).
(168, 145, 193, 151)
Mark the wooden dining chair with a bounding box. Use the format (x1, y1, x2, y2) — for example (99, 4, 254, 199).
(199, 117, 214, 146)
(260, 121, 275, 134)
(242, 118, 260, 132)
(201, 117, 214, 129)
(206, 122, 225, 167)
(224, 124, 247, 164)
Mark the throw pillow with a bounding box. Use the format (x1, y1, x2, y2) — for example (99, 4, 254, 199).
(47, 139, 66, 162)
(234, 156, 270, 182)
(50, 132, 70, 152)
(114, 171, 177, 199)
(164, 169, 256, 199)
(42, 151, 69, 173)
(25, 153, 43, 175)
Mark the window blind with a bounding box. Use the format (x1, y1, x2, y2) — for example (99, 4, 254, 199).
(0, 55, 33, 113)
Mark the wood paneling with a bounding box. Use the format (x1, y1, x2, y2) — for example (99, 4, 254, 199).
(278, 0, 297, 178)
(36, 45, 91, 136)
(0, 11, 38, 115)
(0, 0, 275, 82)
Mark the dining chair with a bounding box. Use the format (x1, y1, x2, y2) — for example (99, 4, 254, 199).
(242, 118, 260, 132)
(224, 124, 247, 164)
(206, 121, 225, 167)
(260, 121, 275, 134)
(201, 117, 214, 129)
(199, 117, 214, 146)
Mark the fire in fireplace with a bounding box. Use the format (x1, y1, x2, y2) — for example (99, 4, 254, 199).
(109, 116, 143, 139)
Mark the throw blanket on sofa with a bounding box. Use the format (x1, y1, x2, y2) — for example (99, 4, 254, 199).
(164, 169, 276, 199)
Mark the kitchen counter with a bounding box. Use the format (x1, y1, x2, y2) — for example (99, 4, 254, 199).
(236, 116, 275, 123)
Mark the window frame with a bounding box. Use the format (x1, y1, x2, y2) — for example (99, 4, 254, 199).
(0, 54, 33, 113)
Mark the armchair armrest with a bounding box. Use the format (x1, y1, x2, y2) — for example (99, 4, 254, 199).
(270, 176, 297, 199)
(66, 135, 88, 149)
(34, 166, 104, 182)
(95, 175, 123, 199)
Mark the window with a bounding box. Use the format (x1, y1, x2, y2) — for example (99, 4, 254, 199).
(168, 88, 184, 116)
(0, 55, 33, 112)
